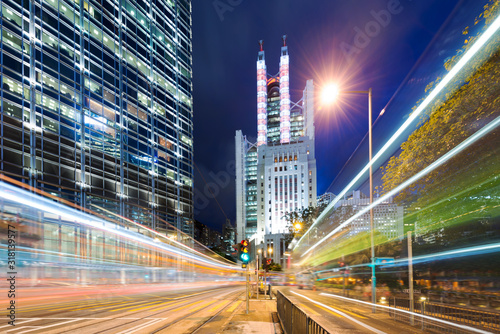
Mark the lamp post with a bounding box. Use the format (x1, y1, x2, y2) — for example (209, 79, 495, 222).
(267, 246, 273, 299)
(322, 85, 375, 311)
(257, 248, 262, 299)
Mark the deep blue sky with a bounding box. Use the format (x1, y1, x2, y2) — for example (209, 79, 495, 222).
(191, 0, 461, 231)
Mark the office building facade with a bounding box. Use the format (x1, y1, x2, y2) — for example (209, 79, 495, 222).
(335, 191, 404, 240)
(236, 38, 317, 266)
(317, 192, 336, 207)
(0, 0, 194, 235)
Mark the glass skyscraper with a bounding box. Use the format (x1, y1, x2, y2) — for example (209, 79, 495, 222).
(0, 0, 194, 236)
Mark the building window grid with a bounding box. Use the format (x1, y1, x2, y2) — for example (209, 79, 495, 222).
(0, 0, 194, 233)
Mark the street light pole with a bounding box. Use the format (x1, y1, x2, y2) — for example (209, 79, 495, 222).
(321, 85, 376, 311)
(368, 88, 376, 312)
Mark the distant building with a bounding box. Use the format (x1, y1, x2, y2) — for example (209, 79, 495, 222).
(222, 219, 236, 253)
(235, 133, 258, 241)
(208, 230, 222, 250)
(236, 37, 316, 267)
(335, 190, 404, 240)
(317, 192, 336, 207)
(193, 220, 210, 246)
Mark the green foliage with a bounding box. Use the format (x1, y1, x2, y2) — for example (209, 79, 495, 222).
(283, 204, 328, 247)
(381, 1, 500, 245)
(382, 48, 500, 235)
(268, 263, 282, 271)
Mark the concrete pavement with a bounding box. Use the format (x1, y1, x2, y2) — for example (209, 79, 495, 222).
(217, 294, 282, 334)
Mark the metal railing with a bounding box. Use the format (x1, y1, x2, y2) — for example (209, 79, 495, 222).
(276, 290, 329, 334)
(391, 298, 500, 333)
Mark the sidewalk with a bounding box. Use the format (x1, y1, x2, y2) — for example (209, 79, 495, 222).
(219, 295, 282, 334)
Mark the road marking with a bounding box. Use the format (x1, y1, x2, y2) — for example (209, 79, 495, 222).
(118, 301, 176, 313)
(226, 300, 242, 313)
(18, 301, 99, 312)
(208, 300, 231, 313)
(15, 317, 169, 320)
(173, 300, 216, 313)
(170, 290, 218, 300)
(20, 299, 131, 313)
(115, 318, 164, 334)
(110, 300, 165, 312)
(146, 299, 199, 313)
(0, 319, 39, 329)
(292, 291, 387, 334)
(297, 303, 322, 317)
(12, 319, 82, 334)
(317, 303, 366, 319)
(71, 300, 138, 312)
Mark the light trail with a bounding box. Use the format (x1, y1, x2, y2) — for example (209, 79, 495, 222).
(312, 242, 500, 281)
(91, 204, 233, 266)
(318, 292, 492, 334)
(0, 182, 241, 271)
(294, 12, 500, 252)
(392, 242, 500, 266)
(291, 291, 387, 334)
(299, 114, 500, 259)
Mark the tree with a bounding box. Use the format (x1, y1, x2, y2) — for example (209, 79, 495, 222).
(268, 263, 282, 272)
(381, 20, 500, 236)
(283, 203, 328, 248)
(380, 1, 500, 283)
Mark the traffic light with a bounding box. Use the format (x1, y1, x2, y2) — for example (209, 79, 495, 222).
(239, 240, 250, 263)
(264, 258, 272, 272)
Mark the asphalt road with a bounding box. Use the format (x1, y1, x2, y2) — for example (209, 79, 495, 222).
(277, 286, 426, 334)
(4, 285, 246, 334)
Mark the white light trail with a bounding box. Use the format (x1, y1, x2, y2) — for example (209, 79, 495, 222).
(319, 292, 492, 334)
(393, 242, 500, 266)
(291, 291, 387, 334)
(295, 13, 500, 252)
(300, 115, 500, 258)
(0, 183, 240, 271)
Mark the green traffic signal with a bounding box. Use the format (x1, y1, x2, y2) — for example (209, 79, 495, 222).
(239, 239, 250, 263)
(240, 253, 250, 262)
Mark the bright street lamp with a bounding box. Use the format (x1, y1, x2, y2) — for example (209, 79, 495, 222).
(322, 84, 375, 311)
(321, 83, 340, 105)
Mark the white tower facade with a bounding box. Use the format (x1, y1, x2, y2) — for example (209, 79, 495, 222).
(255, 137, 317, 242)
(236, 39, 317, 268)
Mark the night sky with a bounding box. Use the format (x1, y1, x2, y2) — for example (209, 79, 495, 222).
(191, 0, 462, 231)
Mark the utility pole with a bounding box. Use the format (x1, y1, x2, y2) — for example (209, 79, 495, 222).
(246, 264, 249, 314)
(256, 253, 259, 300)
(408, 231, 414, 325)
(342, 255, 346, 296)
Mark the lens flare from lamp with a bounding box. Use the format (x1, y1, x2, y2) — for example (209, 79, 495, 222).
(322, 83, 340, 105)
